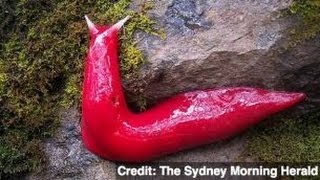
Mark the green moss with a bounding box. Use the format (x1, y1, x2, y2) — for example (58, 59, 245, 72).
(60, 75, 81, 108)
(243, 110, 320, 162)
(285, 0, 320, 46)
(0, 63, 5, 95)
(136, 94, 148, 111)
(0, 0, 161, 178)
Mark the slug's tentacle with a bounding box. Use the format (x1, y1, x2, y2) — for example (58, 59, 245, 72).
(81, 16, 306, 162)
(111, 15, 131, 30)
(84, 15, 98, 35)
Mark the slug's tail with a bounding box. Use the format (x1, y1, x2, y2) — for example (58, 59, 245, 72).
(84, 15, 130, 37)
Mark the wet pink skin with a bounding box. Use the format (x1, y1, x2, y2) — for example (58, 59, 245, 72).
(81, 18, 305, 162)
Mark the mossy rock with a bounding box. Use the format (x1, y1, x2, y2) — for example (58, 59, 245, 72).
(243, 0, 320, 163)
(284, 0, 320, 46)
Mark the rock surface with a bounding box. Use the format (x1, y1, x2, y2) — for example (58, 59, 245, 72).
(29, 0, 319, 179)
(28, 107, 116, 180)
(125, 0, 319, 112)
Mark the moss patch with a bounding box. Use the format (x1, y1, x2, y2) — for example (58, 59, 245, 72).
(243, 110, 320, 162)
(284, 0, 320, 46)
(0, 0, 161, 178)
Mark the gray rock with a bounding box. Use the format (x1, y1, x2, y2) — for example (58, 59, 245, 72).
(125, 0, 319, 113)
(28, 107, 116, 180)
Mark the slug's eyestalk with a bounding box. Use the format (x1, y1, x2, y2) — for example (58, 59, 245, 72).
(84, 15, 98, 35)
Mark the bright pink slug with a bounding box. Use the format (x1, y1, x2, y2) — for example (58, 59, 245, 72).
(81, 16, 305, 162)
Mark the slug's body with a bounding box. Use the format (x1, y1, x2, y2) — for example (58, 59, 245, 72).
(81, 16, 305, 162)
